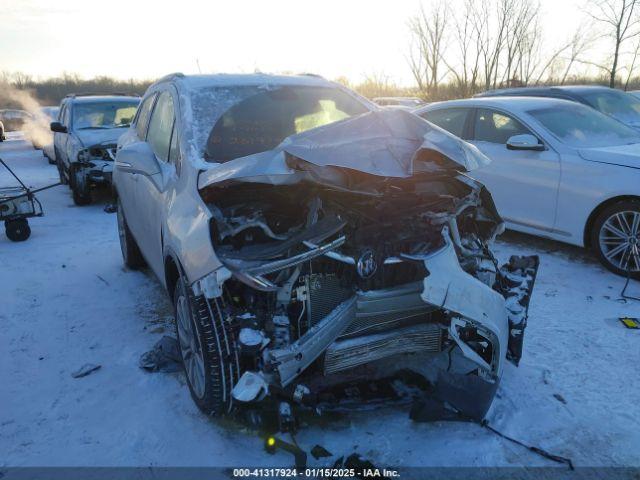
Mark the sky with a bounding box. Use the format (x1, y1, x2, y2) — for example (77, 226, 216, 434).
(0, 0, 592, 86)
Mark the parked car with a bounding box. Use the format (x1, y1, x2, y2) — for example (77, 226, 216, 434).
(476, 85, 640, 130)
(50, 94, 139, 205)
(373, 97, 425, 109)
(0, 109, 32, 132)
(42, 142, 55, 164)
(24, 106, 59, 152)
(113, 73, 538, 421)
(415, 97, 640, 278)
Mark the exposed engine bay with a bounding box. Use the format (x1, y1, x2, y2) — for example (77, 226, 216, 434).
(192, 109, 539, 425)
(74, 142, 117, 186)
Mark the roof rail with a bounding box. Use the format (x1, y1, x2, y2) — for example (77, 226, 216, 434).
(65, 92, 140, 98)
(299, 72, 324, 78)
(155, 72, 185, 84)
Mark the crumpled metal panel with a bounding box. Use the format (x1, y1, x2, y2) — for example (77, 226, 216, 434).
(198, 109, 490, 190)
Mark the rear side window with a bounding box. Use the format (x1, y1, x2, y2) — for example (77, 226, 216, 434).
(135, 94, 156, 139)
(422, 108, 469, 138)
(473, 108, 531, 144)
(146, 91, 175, 162)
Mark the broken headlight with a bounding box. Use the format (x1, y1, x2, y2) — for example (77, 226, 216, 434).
(77, 149, 90, 162)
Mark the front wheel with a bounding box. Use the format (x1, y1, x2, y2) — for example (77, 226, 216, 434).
(69, 164, 91, 206)
(173, 277, 240, 416)
(591, 200, 640, 279)
(116, 199, 145, 269)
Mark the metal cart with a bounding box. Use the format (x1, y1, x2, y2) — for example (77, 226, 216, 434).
(0, 157, 60, 241)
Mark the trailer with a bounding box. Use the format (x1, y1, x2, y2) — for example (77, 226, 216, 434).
(0, 157, 60, 241)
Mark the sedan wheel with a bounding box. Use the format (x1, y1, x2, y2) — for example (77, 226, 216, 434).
(592, 201, 640, 278)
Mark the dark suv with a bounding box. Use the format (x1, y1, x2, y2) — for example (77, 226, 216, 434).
(476, 85, 640, 129)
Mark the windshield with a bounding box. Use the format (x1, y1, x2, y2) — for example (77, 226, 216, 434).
(204, 86, 369, 162)
(73, 101, 139, 129)
(528, 103, 640, 147)
(578, 89, 640, 125)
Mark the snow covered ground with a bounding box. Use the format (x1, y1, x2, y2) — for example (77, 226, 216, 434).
(1, 133, 639, 473)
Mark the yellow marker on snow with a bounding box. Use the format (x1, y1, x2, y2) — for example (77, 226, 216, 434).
(620, 317, 639, 329)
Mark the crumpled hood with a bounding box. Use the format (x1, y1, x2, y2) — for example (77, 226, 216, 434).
(198, 109, 490, 189)
(578, 143, 640, 170)
(75, 128, 126, 148)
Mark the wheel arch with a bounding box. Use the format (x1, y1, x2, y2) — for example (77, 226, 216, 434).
(164, 250, 183, 304)
(584, 195, 640, 248)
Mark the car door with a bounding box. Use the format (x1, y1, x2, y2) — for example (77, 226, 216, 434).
(467, 107, 560, 232)
(54, 103, 71, 167)
(117, 93, 157, 242)
(134, 89, 179, 278)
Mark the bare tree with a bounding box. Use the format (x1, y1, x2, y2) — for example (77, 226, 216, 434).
(408, 1, 449, 97)
(586, 0, 640, 86)
(443, 0, 484, 96)
(560, 28, 596, 84)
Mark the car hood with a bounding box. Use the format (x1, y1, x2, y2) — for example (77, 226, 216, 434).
(198, 109, 490, 190)
(577, 143, 640, 170)
(75, 128, 126, 147)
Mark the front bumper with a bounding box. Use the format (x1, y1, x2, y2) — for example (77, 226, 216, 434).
(78, 160, 113, 184)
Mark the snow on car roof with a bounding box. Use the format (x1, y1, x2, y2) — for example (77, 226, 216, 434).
(415, 96, 582, 115)
(69, 95, 140, 104)
(165, 73, 335, 91)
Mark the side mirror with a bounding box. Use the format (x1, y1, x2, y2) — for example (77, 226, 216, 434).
(506, 134, 544, 151)
(50, 121, 67, 133)
(115, 141, 160, 177)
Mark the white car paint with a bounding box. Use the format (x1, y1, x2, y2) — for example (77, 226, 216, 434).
(415, 97, 640, 249)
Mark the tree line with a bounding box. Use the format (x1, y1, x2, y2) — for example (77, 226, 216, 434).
(405, 0, 640, 100)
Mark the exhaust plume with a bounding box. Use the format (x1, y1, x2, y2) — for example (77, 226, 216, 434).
(0, 81, 54, 147)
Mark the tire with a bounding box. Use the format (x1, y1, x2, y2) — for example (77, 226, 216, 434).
(69, 164, 91, 206)
(5, 219, 31, 241)
(591, 199, 640, 279)
(173, 277, 240, 416)
(116, 199, 145, 269)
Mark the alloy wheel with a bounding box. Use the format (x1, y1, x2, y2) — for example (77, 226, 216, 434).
(598, 210, 640, 273)
(176, 295, 206, 399)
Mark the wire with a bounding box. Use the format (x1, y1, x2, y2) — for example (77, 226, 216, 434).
(296, 301, 306, 337)
(621, 252, 640, 302)
(482, 420, 574, 470)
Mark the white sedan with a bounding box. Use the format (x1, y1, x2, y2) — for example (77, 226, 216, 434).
(415, 97, 640, 278)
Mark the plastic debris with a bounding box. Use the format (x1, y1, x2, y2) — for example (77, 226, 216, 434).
(139, 336, 182, 373)
(71, 363, 101, 378)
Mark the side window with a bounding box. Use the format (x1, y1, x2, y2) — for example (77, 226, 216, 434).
(168, 124, 179, 165)
(58, 104, 66, 123)
(422, 108, 469, 138)
(135, 94, 156, 139)
(62, 104, 71, 127)
(146, 92, 174, 162)
(473, 108, 532, 144)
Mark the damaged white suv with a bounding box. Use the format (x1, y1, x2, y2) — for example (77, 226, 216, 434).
(113, 73, 538, 423)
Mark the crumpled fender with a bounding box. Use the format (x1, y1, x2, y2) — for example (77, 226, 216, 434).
(419, 236, 509, 376)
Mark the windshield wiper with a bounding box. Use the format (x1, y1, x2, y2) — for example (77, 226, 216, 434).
(76, 126, 112, 130)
